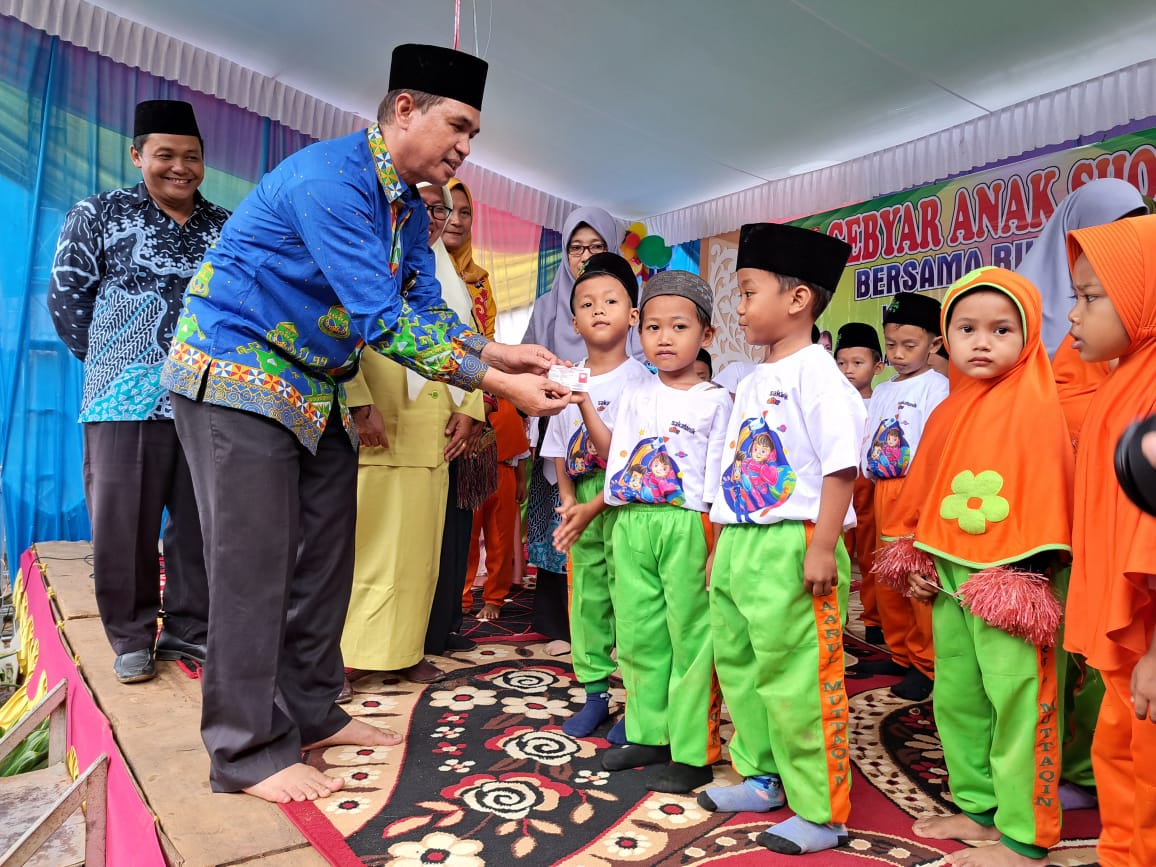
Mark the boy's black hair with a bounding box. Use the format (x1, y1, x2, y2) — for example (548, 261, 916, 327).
(695, 348, 713, 376)
(571, 252, 639, 311)
(780, 274, 834, 319)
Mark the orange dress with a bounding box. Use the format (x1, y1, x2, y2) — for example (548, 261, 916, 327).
(1064, 216, 1156, 867)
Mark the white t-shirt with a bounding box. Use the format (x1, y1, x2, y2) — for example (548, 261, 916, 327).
(860, 368, 949, 480)
(709, 344, 867, 529)
(541, 357, 652, 480)
(713, 361, 757, 394)
(603, 377, 733, 513)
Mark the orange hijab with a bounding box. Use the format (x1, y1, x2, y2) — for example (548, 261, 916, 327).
(446, 179, 497, 340)
(882, 267, 1074, 569)
(1064, 214, 1156, 672)
(1051, 335, 1110, 449)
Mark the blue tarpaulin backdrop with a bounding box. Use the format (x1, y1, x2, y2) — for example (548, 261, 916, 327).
(0, 15, 315, 577)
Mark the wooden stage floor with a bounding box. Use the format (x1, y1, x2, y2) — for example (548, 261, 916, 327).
(36, 542, 327, 867)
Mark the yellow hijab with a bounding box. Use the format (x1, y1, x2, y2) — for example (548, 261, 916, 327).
(446, 179, 496, 340)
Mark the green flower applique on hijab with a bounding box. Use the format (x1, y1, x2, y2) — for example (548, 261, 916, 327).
(940, 470, 1010, 535)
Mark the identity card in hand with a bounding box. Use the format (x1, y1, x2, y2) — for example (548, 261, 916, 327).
(548, 365, 590, 392)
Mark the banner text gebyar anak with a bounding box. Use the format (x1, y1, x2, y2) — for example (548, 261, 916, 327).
(793, 132, 1156, 301)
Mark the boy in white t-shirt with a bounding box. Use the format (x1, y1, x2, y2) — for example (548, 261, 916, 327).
(701, 222, 864, 857)
(575, 270, 731, 795)
(542, 253, 651, 739)
(852, 292, 949, 702)
(835, 323, 886, 645)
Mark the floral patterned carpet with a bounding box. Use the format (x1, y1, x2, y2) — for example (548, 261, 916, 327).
(282, 599, 1101, 866)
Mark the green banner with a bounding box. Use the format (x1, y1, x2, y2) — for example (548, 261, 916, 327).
(800, 127, 1156, 331)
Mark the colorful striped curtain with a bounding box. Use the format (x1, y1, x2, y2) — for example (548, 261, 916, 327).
(0, 15, 316, 573)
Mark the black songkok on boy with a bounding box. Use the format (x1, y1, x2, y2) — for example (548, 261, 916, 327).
(389, 44, 489, 110)
(836, 322, 882, 356)
(134, 100, 201, 139)
(572, 252, 639, 310)
(737, 223, 852, 292)
(882, 292, 942, 337)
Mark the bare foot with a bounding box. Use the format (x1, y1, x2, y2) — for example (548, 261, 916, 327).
(544, 639, 571, 657)
(912, 813, 1001, 842)
(946, 842, 1048, 866)
(302, 718, 403, 752)
(242, 763, 343, 803)
(478, 603, 501, 621)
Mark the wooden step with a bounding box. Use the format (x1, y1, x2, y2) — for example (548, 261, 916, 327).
(0, 764, 84, 866)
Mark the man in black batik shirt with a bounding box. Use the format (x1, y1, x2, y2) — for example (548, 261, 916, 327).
(48, 99, 229, 683)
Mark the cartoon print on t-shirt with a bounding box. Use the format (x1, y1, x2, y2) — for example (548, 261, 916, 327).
(722, 417, 796, 522)
(565, 425, 605, 478)
(867, 418, 912, 479)
(609, 436, 686, 505)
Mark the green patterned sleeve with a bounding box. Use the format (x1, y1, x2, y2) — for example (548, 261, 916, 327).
(370, 295, 489, 391)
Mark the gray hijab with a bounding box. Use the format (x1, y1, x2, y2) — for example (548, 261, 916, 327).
(1016, 178, 1146, 356)
(520, 206, 644, 363)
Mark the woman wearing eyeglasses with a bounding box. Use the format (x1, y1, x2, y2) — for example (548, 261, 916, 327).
(518, 208, 642, 656)
(339, 182, 489, 690)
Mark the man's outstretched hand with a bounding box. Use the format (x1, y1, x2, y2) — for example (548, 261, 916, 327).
(483, 368, 570, 417)
(481, 342, 557, 376)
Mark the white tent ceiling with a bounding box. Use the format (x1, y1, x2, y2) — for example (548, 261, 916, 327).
(73, 1, 1156, 221)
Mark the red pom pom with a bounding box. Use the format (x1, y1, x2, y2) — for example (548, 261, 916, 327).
(874, 536, 937, 596)
(957, 567, 1062, 646)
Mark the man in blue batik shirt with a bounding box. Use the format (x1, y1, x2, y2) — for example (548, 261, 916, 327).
(163, 43, 570, 804)
(49, 99, 228, 686)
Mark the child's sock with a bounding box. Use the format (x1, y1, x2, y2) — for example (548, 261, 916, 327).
(606, 718, 627, 745)
(697, 774, 785, 812)
(756, 817, 849, 855)
(602, 743, 671, 771)
(864, 625, 885, 645)
(562, 691, 610, 737)
(648, 762, 712, 794)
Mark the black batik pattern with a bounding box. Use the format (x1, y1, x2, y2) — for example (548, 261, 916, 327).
(48, 182, 229, 421)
